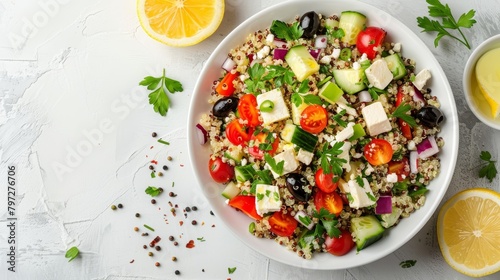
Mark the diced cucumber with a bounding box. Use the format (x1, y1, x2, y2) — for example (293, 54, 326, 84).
(234, 165, 256, 182)
(379, 206, 403, 228)
(222, 181, 240, 199)
(383, 53, 407, 80)
(318, 81, 344, 104)
(325, 18, 339, 29)
(338, 11, 367, 45)
(285, 45, 320, 82)
(224, 149, 244, 164)
(350, 215, 385, 251)
(291, 99, 309, 125)
(348, 123, 366, 141)
(332, 68, 367, 94)
(280, 123, 318, 152)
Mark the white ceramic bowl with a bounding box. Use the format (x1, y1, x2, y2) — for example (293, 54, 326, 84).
(463, 34, 500, 130)
(187, 0, 459, 269)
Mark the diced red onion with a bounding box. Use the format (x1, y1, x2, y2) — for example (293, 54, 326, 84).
(409, 151, 418, 173)
(417, 135, 439, 159)
(195, 123, 208, 145)
(358, 90, 372, 103)
(314, 35, 328, 49)
(221, 57, 236, 72)
(309, 49, 322, 60)
(411, 85, 426, 104)
(375, 195, 393, 214)
(273, 48, 288, 60)
(273, 39, 287, 49)
(247, 53, 255, 64)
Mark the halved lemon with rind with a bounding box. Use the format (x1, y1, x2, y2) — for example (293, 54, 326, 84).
(437, 188, 500, 278)
(137, 0, 224, 47)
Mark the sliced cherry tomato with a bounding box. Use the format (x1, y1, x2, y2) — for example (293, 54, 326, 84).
(228, 195, 262, 220)
(248, 131, 279, 159)
(395, 87, 413, 139)
(314, 189, 343, 216)
(225, 119, 251, 146)
(388, 157, 410, 182)
(208, 157, 234, 183)
(238, 94, 261, 127)
(300, 104, 328, 134)
(268, 211, 298, 237)
(324, 229, 355, 256)
(315, 168, 339, 193)
(356, 26, 386, 60)
(216, 71, 238, 96)
(363, 138, 393, 166)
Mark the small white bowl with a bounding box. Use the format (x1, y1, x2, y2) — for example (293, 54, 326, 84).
(463, 34, 500, 130)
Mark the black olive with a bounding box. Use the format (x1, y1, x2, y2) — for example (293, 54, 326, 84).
(299, 11, 320, 39)
(415, 106, 444, 128)
(212, 97, 239, 118)
(285, 173, 311, 202)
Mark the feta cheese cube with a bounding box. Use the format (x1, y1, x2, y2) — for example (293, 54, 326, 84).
(364, 59, 393, 90)
(361, 102, 392, 136)
(294, 210, 315, 230)
(319, 55, 332, 64)
(255, 184, 282, 216)
(335, 122, 355, 142)
(412, 69, 431, 91)
(386, 173, 398, 183)
(332, 48, 341, 59)
(267, 146, 299, 178)
(393, 43, 401, 53)
(336, 101, 358, 117)
(296, 149, 314, 165)
(257, 88, 290, 125)
(257, 45, 271, 59)
(266, 33, 275, 44)
(348, 178, 376, 209)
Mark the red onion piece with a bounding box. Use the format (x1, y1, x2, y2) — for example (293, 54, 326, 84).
(221, 57, 236, 72)
(273, 39, 287, 49)
(411, 85, 426, 104)
(309, 49, 322, 60)
(273, 48, 288, 60)
(247, 53, 255, 64)
(375, 195, 393, 214)
(417, 135, 439, 159)
(195, 123, 208, 145)
(358, 90, 372, 103)
(409, 151, 419, 173)
(314, 35, 328, 49)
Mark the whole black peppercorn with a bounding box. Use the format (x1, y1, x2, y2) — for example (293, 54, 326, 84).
(143, 245, 147, 249)
(149, 165, 154, 170)
(152, 132, 157, 137)
(191, 220, 197, 225)
(117, 203, 123, 209)
(169, 236, 174, 241)
(185, 207, 191, 212)
(173, 241, 178, 246)
(155, 246, 161, 251)
(135, 213, 140, 218)
(162, 165, 168, 170)
(151, 199, 156, 204)
(192, 206, 198, 211)
(175, 270, 180, 275)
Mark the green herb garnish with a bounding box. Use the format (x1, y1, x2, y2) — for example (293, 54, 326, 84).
(270, 20, 303, 41)
(400, 259, 417, 268)
(332, 109, 348, 127)
(263, 65, 294, 88)
(245, 63, 266, 93)
(145, 186, 162, 197)
(144, 224, 155, 231)
(139, 69, 183, 116)
(228, 267, 237, 274)
(264, 153, 284, 175)
(479, 151, 498, 182)
(197, 237, 206, 242)
(65, 246, 79, 262)
(392, 103, 417, 127)
(319, 141, 347, 176)
(157, 139, 170, 145)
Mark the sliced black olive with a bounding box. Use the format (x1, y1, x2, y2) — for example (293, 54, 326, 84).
(415, 105, 444, 128)
(299, 11, 320, 39)
(212, 97, 239, 118)
(285, 173, 311, 202)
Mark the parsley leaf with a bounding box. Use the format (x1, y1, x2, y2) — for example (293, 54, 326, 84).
(479, 151, 498, 182)
(264, 153, 284, 176)
(65, 246, 79, 262)
(297, 79, 310, 93)
(270, 20, 303, 41)
(263, 65, 294, 88)
(392, 103, 417, 127)
(319, 142, 347, 176)
(330, 28, 345, 39)
(145, 186, 163, 197)
(332, 109, 348, 127)
(197, 237, 206, 242)
(139, 69, 183, 116)
(416, 0, 476, 49)
(400, 260, 417, 268)
(355, 176, 364, 187)
(228, 267, 237, 274)
(245, 63, 266, 93)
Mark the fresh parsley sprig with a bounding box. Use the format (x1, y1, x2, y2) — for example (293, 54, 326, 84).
(270, 20, 303, 41)
(139, 69, 183, 116)
(392, 103, 417, 127)
(479, 151, 498, 182)
(298, 209, 341, 249)
(264, 153, 284, 176)
(245, 63, 266, 93)
(319, 141, 347, 176)
(417, 0, 476, 49)
(145, 186, 163, 197)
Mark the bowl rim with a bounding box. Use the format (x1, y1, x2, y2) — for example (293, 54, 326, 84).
(463, 34, 500, 130)
(187, 0, 459, 269)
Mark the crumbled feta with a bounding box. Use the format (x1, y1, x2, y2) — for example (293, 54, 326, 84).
(359, 53, 368, 62)
(352, 61, 361, 70)
(256, 88, 290, 125)
(387, 173, 398, 183)
(365, 59, 393, 90)
(407, 140, 416, 151)
(332, 48, 341, 59)
(266, 33, 275, 44)
(335, 122, 355, 142)
(412, 69, 432, 91)
(255, 184, 282, 216)
(361, 102, 392, 136)
(257, 45, 271, 59)
(296, 149, 314, 165)
(336, 101, 358, 117)
(393, 43, 401, 53)
(364, 163, 375, 176)
(319, 55, 332, 64)
(348, 178, 376, 209)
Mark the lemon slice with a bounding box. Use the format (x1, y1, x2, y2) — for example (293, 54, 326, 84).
(137, 0, 224, 47)
(437, 188, 500, 277)
(475, 48, 500, 118)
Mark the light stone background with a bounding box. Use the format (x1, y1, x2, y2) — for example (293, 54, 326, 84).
(0, 0, 499, 279)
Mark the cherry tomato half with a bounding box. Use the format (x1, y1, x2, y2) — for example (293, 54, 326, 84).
(315, 168, 339, 193)
(314, 189, 343, 216)
(300, 104, 328, 134)
(208, 157, 234, 183)
(363, 138, 393, 166)
(248, 131, 280, 160)
(238, 94, 261, 127)
(388, 157, 410, 182)
(228, 195, 262, 220)
(324, 229, 355, 256)
(216, 71, 238, 96)
(395, 87, 412, 139)
(356, 26, 386, 60)
(225, 119, 251, 146)
(268, 211, 298, 237)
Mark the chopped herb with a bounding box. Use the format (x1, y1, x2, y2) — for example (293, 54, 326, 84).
(367, 87, 386, 101)
(270, 20, 303, 41)
(400, 259, 417, 268)
(332, 109, 348, 127)
(392, 102, 417, 127)
(355, 176, 364, 187)
(265, 190, 271, 197)
(256, 193, 264, 201)
(197, 237, 206, 242)
(264, 153, 284, 175)
(273, 191, 280, 202)
(150, 171, 156, 178)
(366, 192, 377, 202)
(329, 28, 345, 39)
(65, 246, 79, 262)
(297, 79, 310, 93)
(139, 69, 183, 117)
(157, 139, 170, 145)
(228, 267, 237, 274)
(144, 224, 155, 231)
(479, 151, 497, 182)
(410, 73, 416, 82)
(263, 65, 294, 88)
(319, 141, 347, 176)
(346, 193, 354, 204)
(298, 215, 312, 226)
(145, 186, 162, 197)
(245, 63, 266, 93)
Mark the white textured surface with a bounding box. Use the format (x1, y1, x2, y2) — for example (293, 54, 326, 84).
(0, 0, 499, 279)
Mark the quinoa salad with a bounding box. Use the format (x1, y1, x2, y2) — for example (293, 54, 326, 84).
(197, 10, 445, 259)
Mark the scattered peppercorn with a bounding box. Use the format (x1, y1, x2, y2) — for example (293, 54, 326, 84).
(148, 252, 153, 257)
(210, 210, 214, 216)
(171, 256, 177, 261)
(191, 220, 197, 225)
(117, 203, 123, 209)
(162, 165, 168, 170)
(169, 236, 174, 241)
(152, 132, 157, 137)
(202, 269, 205, 272)
(135, 213, 140, 218)
(173, 241, 178, 246)
(155, 246, 161, 251)
(143, 245, 147, 249)
(169, 192, 176, 197)
(111, 205, 117, 210)
(149, 165, 154, 170)
(170, 208, 176, 213)
(159, 187, 164, 193)
(192, 206, 198, 211)
(158, 172, 163, 177)
(175, 270, 180, 275)
(155, 262, 160, 267)
(185, 207, 191, 212)
(167, 156, 173, 161)
(151, 199, 156, 204)
(141, 233, 149, 236)
(134, 227, 139, 232)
